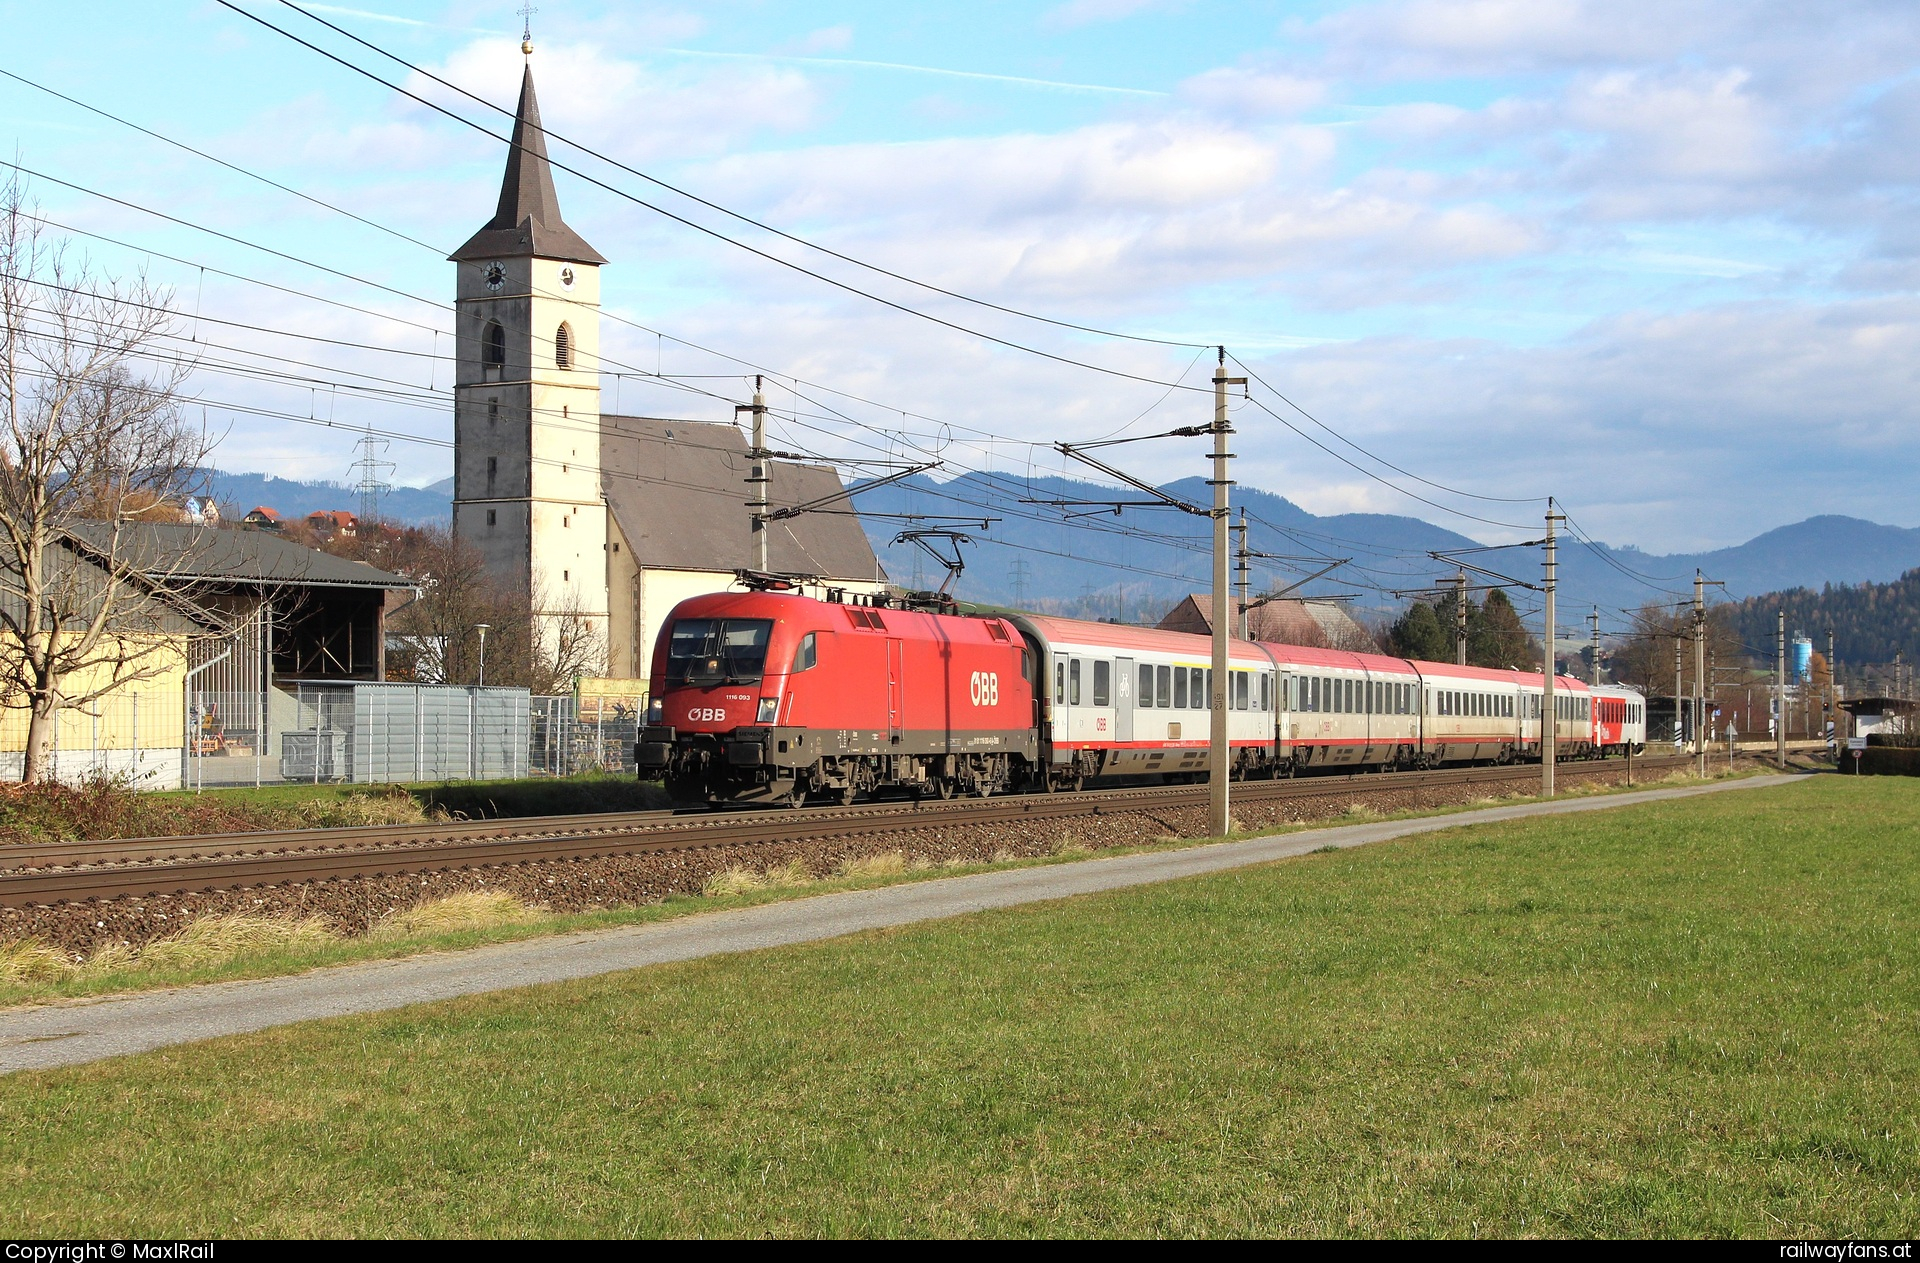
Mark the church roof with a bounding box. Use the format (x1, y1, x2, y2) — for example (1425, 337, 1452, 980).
(450, 65, 607, 265)
(600, 416, 884, 582)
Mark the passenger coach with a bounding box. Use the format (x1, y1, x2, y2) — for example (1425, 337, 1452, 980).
(638, 587, 1646, 805)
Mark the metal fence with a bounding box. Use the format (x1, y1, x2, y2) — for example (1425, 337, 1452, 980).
(174, 631, 635, 788)
(283, 683, 532, 784)
(529, 695, 641, 778)
(0, 690, 183, 789)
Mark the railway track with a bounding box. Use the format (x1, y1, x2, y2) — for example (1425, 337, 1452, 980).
(0, 756, 1694, 908)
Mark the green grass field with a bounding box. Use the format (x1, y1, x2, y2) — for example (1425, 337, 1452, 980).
(1, 775, 1914, 1238)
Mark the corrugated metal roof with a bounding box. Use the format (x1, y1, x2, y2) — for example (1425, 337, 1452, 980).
(600, 415, 883, 581)
(63, 523, 412, 589)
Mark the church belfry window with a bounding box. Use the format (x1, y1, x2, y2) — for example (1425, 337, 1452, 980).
(555, 322, 573, 369)
(483, 321, 505, 367)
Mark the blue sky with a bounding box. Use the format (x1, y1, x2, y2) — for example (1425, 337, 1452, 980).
(2, 0, 1917, 556)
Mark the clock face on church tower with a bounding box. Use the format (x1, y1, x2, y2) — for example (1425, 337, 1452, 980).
(483, 262, 506, 293)
(559, 266, 576, 290)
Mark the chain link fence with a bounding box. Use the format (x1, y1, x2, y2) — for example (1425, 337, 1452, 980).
(529, 695, 641, 778)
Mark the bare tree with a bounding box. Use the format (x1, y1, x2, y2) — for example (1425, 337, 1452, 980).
(0, 179, 219, 781)
(531, 581, 605, 694)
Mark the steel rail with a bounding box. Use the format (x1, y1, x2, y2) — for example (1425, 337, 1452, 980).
(0, 758, 1690, 908)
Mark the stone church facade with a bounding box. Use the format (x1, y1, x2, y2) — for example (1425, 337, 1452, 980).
(448, 62, 884, 683)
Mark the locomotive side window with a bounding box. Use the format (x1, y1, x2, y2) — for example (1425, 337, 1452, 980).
(667, 618, 774, 685)
(792, 632, 817, 673)
(1156, 665, 1172, 708)
(1139, 664, 1154, 708)
(1093, 660, 1110, 707)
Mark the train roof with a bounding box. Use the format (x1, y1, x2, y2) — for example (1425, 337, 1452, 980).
(1015, 614, 1273, 662)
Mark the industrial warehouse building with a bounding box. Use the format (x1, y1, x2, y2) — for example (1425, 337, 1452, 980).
(0, 524, 417, 788)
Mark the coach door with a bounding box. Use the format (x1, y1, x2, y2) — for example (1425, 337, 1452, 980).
(1114, 656, 1134, 742)
(886, 638, 904, 744)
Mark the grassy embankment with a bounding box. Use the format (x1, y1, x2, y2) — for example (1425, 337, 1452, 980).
(1, 773, 1914, 1237)
(1, 768, 1750, 1006)
(0, 772, 668, 844)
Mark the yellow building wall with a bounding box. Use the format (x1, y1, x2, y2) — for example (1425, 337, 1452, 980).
(0, 637, 187, 754)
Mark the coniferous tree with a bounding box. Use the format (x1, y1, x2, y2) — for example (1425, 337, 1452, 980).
(1388, 600, 1450, 662)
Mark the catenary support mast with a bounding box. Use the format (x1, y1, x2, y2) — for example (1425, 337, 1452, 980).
(1543, 500, 1561, 798)
(1777, 609, 1788, 769)
(742, 376, 770, 572)
(1209, 349, 1243, 838)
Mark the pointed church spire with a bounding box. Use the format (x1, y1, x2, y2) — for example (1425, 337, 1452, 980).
(450, 62, 605, 265)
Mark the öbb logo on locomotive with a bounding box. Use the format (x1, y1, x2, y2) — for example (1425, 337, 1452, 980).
(639, 587, 1647, 806)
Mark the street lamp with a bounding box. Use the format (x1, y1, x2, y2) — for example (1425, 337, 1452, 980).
(474, 623, 490, 687)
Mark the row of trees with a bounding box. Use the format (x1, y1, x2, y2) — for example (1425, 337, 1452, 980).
(1384, 588, 1539, 669)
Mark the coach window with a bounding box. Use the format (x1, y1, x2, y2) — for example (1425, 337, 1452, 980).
(1156, 664, 1172, 708)
(1261, 673, 1271, 712)
(1093, 660, 1110, 707)
(1172, 667, 1188, 710)
(1235, 672, 1249, 710)
(1070, 658, 1083, 706)
(1055, 660, 1065, 706)
(792, 633, 817, 673)
(1138, 663, 1154, 708)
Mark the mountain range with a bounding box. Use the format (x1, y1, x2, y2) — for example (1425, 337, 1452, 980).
(209, 469, 1920, 638)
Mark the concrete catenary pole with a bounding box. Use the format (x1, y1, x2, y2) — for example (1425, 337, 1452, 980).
(1828, 625, 1836, 716)
(1694, 570, 1707, 780)
(1455, 569, 1469, 666)
(1777, 608, 1788, 769)
(1590, 606, 1601, 685)
(1674, 635, 1683, 749)
(1209, 349, 1242, 838)
(744, 376, 770, 572)
(1543, 500, 1561, 798)
(1234, 511, 1250, 640)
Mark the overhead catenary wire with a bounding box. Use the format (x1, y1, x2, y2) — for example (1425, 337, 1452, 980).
(271, 0, 1213, 353)
(5, 64, 1521, 583)
(3, 56, 1577, 601)
(211, 0, 1212, 393)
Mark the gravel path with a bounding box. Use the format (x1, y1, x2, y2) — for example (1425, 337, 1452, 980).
(0, 774, 1803, 1075)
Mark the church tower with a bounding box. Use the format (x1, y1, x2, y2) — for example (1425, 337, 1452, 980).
(450, 60, 608, 669)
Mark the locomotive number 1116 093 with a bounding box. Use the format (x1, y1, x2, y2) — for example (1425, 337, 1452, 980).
(969, 671, 1000, 706)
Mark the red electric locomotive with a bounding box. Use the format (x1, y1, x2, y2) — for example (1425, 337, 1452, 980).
(637, 588, 1039, 804)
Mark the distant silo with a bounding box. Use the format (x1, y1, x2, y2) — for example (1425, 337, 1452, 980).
(1792, 634, 1813, 682)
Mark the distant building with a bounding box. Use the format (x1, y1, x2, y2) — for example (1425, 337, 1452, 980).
(446, 60, 883, 680)
(1158, 593, 1376, 652)
(306, 510, 358, 539)
(242, 506, 283, 531)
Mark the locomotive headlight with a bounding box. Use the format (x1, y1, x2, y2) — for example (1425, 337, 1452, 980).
(646, 697, 663, 724)
(756, 697, 779, 724)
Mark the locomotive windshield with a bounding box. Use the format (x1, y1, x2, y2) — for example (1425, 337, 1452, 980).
(666, 618, 774, 685)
